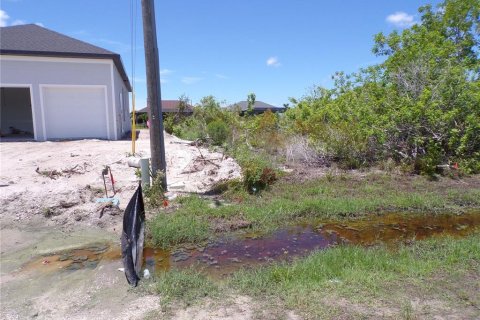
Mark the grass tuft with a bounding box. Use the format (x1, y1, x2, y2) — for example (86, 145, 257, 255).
(149, 211, 209, 248)
(156, 268, 219, 306)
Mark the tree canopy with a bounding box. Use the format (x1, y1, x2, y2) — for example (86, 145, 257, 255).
(286, 0, 480, 173)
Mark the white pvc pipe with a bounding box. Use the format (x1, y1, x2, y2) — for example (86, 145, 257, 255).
(127, 157, 141, 168)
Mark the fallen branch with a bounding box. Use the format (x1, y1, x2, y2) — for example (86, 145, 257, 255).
(36, 162, 89, 179)
(195, 146, 221, 168)
(61, 164, 87, 176)
(36, 167, 62, 180)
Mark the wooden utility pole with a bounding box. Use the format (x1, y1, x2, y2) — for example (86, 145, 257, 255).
(141, 0, 167, 189)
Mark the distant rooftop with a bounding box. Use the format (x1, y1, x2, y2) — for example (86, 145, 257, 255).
(229, 101, 286, 114)
(0, 24, 131, 91)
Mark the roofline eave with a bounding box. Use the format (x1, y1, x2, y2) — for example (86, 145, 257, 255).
(0, 50, 132, 92)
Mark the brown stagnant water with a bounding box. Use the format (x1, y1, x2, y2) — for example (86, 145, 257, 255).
(23, 211, 480, 277)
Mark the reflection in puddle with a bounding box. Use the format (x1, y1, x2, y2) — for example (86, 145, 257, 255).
(23, 211, 480, 278)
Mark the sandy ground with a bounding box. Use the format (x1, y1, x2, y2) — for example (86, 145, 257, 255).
(1, 219, 160, 320)
(0, 130, 249, 320)
(0, 129, 240, 230)
(1, 215, 293, 320)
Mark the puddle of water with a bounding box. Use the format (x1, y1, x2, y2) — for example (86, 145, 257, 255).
(317, 212, 480, 245)
(22, 211, 480, 279)
(21, 244, 121, 274)
(145, 211, 480, 278)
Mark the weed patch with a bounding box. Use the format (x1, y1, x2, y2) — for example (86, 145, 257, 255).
(149, 212, 209, 248)
(155, 268, 219, 306)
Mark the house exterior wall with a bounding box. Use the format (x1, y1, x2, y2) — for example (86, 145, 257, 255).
(0, 55, 122, 140)
(112, 63, 131, 137)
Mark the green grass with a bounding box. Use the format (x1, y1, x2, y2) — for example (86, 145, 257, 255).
(155, 268, 219, 306)
(231, 233, 480, 294)
(149, 174, 480, 248)
(151, 232, 480, 318)
(232, 232, 480, 318)
(149, 173, 480, 248)
(149, 209, 210, 248)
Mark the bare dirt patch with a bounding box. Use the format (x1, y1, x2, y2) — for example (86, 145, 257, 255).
(0, 129, 240, 230)
(155, 295, 301, 320)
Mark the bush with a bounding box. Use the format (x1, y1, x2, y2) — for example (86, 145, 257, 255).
(236, 150, 277, 193)
(283, 0, 480, 174)
(207, 119, 229, 146)
(163, 114, 175, 134)
(144, 171, 165, 207)
(172, 117, 206, 141)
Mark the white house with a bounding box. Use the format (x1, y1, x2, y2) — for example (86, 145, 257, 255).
(0, 24, 132, 141)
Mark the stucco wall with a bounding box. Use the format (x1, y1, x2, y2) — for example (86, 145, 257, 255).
(112, 64, 131, 138)
(0, 55, 124, 141)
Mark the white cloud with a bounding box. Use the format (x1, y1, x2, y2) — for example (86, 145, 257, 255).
(159, 69, 173, 83)
(181, 77, 202, 85)
(215, 73, 228, 79)
(71, 30, 89, 36)
(0, 10, 10, 27)
(0, 9, 44, 27)
(11, 19, 26, 26)
(160, 69, 174, 76)
(266, 56, 281, 67)
(386, 12, 416, 28)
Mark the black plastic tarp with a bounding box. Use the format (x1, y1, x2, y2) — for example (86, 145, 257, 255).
(121, 183, 145, 286)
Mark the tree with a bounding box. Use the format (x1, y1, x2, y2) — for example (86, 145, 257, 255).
(177, 94, 189, 115)
(286, 0, 480, 173)
(247, 93, 256, 116)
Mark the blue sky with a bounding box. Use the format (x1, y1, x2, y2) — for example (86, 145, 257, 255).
(1, 0, 442, 109)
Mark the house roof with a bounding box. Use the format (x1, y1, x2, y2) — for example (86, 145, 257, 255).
(135, 100, 194, 113)
(0, 24, 132, 91)
(229, 101, 285, 112)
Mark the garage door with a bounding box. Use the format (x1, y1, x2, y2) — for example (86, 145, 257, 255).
(42, 86, 108, 139)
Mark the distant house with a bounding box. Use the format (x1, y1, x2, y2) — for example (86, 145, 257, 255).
(229, 101, 286, 115)
(132, 100, 194, 124)
(0, 24, 131, 141)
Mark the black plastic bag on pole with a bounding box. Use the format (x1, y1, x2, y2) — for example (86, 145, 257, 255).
(121, 182, 145, 286)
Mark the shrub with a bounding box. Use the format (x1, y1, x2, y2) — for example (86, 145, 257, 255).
(236, 150, 277, 193)
(281, 1, 480, 175)
(172, 117, 206, 141)
(144, 171, 165, 207)
(207, 119, 229, 146)
(163, 114, 175, 134)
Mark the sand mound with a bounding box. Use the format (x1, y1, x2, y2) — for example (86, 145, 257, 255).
(0, 129, 240, 228)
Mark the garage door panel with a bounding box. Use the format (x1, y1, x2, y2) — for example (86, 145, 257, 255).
(43, 86, 108, 139)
